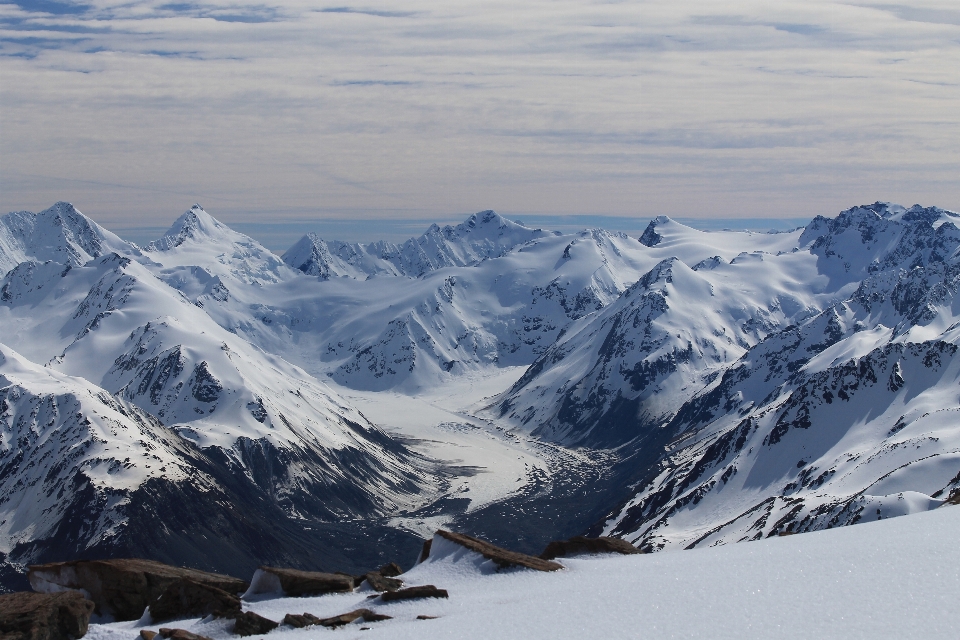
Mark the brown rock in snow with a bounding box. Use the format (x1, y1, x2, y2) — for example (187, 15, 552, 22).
(149, 578, 241, 622)
(0, 590, 95, 640)
(378, 563, 403, 577)
(318, 608, 391, 627)
(233, 610, 279, 636)
(363, 572, 403, 592)
(433, 530, 563, 572)
(27, 559, 247, 621)
(281, 612, 322, 628)
(379, 585, 448, 602)
(245, 567, 354, 598)
(416, 539, 432, 564)
(158, 628, 214, 640)
(539, 536, 640, 560)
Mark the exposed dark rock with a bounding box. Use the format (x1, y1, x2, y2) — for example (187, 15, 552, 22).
(27, 559, 247, 621)
(158, 628, 214, 640)
(378, 563, 403, 578)
(246, 567, 354, 598)
(417, 615, 438, 620)
(233, 611, 279, 636)
(379, 585, 448, 602)
(434, 530, 563, 572)
(148, 578, 241, 622)
(539, 536, 640, 560)
(334, 572, 362, 588)
(417, 539, 433, 564)
(363, 572, 402, 592)
(281, 612, 321, 628)
(319, 608, 391, 627)
(0, 591, 95, 640)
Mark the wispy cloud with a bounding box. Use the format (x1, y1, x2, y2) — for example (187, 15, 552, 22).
(0, 0, 957, 231)
(319, 7, 416, 18)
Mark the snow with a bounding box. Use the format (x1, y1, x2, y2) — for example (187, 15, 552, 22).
(86, 503, 960, 640)
(327, 367, 575, 536)
(0, 343, 199, 554)
(4, 199, 960, 597)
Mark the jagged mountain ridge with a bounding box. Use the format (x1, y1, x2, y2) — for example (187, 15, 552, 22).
(0, 206, 453, 584)
(0, 202, 138, 277)
(281, 210, 557, 280)
(584, 203, 960, 548)
(488, 248, 829, 447)
(3, 199, 960, 590)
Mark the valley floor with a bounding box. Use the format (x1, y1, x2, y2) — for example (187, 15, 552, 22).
(88, 503, 960, 640)
(326, 367, 597, 539)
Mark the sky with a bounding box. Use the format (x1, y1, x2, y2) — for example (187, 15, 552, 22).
(1, 0, 959, 243)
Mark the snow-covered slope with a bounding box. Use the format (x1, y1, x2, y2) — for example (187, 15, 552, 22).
(4, 198, 960, 593)
(0, 202, 137, 277)
(489, 249, 827, 447)
(282, 210, 556, 280)
(88, 503, 960, 640)
(261, 221, 800, 393)
(0, 206, 453, 582)
(1, 247, 437, 511)
(591, 203, 960, 548)
(0, 343, 198, 559)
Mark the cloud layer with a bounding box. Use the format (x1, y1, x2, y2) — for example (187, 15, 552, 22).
(1, 0, 958, 229)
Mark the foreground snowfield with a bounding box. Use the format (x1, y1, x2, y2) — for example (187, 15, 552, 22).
(89, 504, 960, 640)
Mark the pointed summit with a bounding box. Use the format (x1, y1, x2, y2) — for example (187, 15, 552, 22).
(0, 201, 135, 275)
(147, 204, 230, 251)
(143, 205, 294, 285)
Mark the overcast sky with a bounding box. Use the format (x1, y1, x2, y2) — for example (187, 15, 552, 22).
(1, 0, 958, 238)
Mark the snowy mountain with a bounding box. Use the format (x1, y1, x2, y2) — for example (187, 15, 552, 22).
(267, 222, 800, 392)
(589, 203, 960, 549)
(282, 210, 556, 280)
(0, 202, 137, 277)
(3, 199, 960, 593)
(489, 249, 826, 447)
(0, 206, 449, 584)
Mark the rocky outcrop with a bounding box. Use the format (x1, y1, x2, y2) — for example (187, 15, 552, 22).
(539, 536, 640, 560)
(281, 612, 322, 628)
(380, 585, 449, 601)
(157, 628, 213, 640)
(233, 611, 279, 636)
(363, 572, 402, 592)
(148, 578, 241, 622)
(27, 559, 247, 621)
(417, 539, 433, 564)
(433, 530, 563, 572)
(378, 562, 403, 577)
(0, 591, 95, 640)
(318, 608, 392, 627)
(242, 567, 355, 598)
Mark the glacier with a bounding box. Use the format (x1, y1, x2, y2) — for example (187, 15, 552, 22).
(2, 200, 960, 593)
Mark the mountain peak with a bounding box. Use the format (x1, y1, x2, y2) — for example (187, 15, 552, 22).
(0, 202, 134, 275)
(147, 205, 228, 251)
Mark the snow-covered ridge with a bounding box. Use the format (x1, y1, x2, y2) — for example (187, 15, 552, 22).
(0, 201, 137, 277)
(588, 202, 960, 547)
(0, 343, 199, 557)
(281, 210, 557, 280)
(3, 198, 960, 591)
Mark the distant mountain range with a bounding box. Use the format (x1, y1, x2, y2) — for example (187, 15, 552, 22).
(2, 200, 958, 590)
